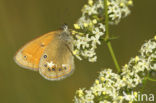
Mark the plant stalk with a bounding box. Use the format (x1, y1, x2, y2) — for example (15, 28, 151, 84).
(104, 0, 120, 73)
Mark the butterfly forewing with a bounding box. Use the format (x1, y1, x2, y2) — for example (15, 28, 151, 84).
(14, 31, 60, 71)
(39, 31, 74, 81)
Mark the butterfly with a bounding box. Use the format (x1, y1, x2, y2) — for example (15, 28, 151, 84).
(14, 25, 75, 81)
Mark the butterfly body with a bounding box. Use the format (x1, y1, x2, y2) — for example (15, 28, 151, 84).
(14, 26, 74, 81)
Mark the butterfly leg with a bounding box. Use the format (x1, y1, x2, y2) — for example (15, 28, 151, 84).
(64, 43, 77, 59)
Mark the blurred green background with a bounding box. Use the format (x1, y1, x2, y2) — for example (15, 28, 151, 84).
(0, 0, 156, 103)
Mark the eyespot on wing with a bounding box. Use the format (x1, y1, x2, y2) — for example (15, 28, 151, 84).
(39, 60, 74, 81)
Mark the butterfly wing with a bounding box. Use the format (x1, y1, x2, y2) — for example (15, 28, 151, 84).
(14, 31, 61, 71)
(39, 32, 74, 81)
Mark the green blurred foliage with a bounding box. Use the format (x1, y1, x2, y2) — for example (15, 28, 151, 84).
(0, 0, 155, 103)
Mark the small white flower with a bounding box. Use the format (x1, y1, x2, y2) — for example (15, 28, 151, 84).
(85, 90, 94, 101)
(91, 35, 101, 45)
(92, 27, 104, 36)
(81, 48, 96, 58)
(75, 34, 91, 49)
(82, 4, 98, 16)
(89, 56, 97, 62)
(96, 0, 104, 9)
(99, 23, 105, 32)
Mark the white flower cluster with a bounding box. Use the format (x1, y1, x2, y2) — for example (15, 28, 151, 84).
(74, 36, 156, 103)
(108, 0, 133, 24)
(73, 0, 133, 62)
(140, 37, 156, 71)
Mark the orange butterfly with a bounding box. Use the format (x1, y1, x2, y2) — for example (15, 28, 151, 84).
(14, 25, 74, 81)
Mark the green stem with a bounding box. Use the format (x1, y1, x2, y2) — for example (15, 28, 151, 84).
(104, 0, 121, 73)
(107, 42, 121, 72)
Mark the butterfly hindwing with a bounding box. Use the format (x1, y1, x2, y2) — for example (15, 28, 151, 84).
(14, 31, 60, 71)
(39, 30, 74, 80)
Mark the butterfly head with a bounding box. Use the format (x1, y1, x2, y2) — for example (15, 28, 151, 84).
(59, 24, 73, 43)
(61, 23, 68, 32)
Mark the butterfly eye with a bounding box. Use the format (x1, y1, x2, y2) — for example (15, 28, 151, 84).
(24, 55, 27, 59)
(43, 55, 47, 58)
